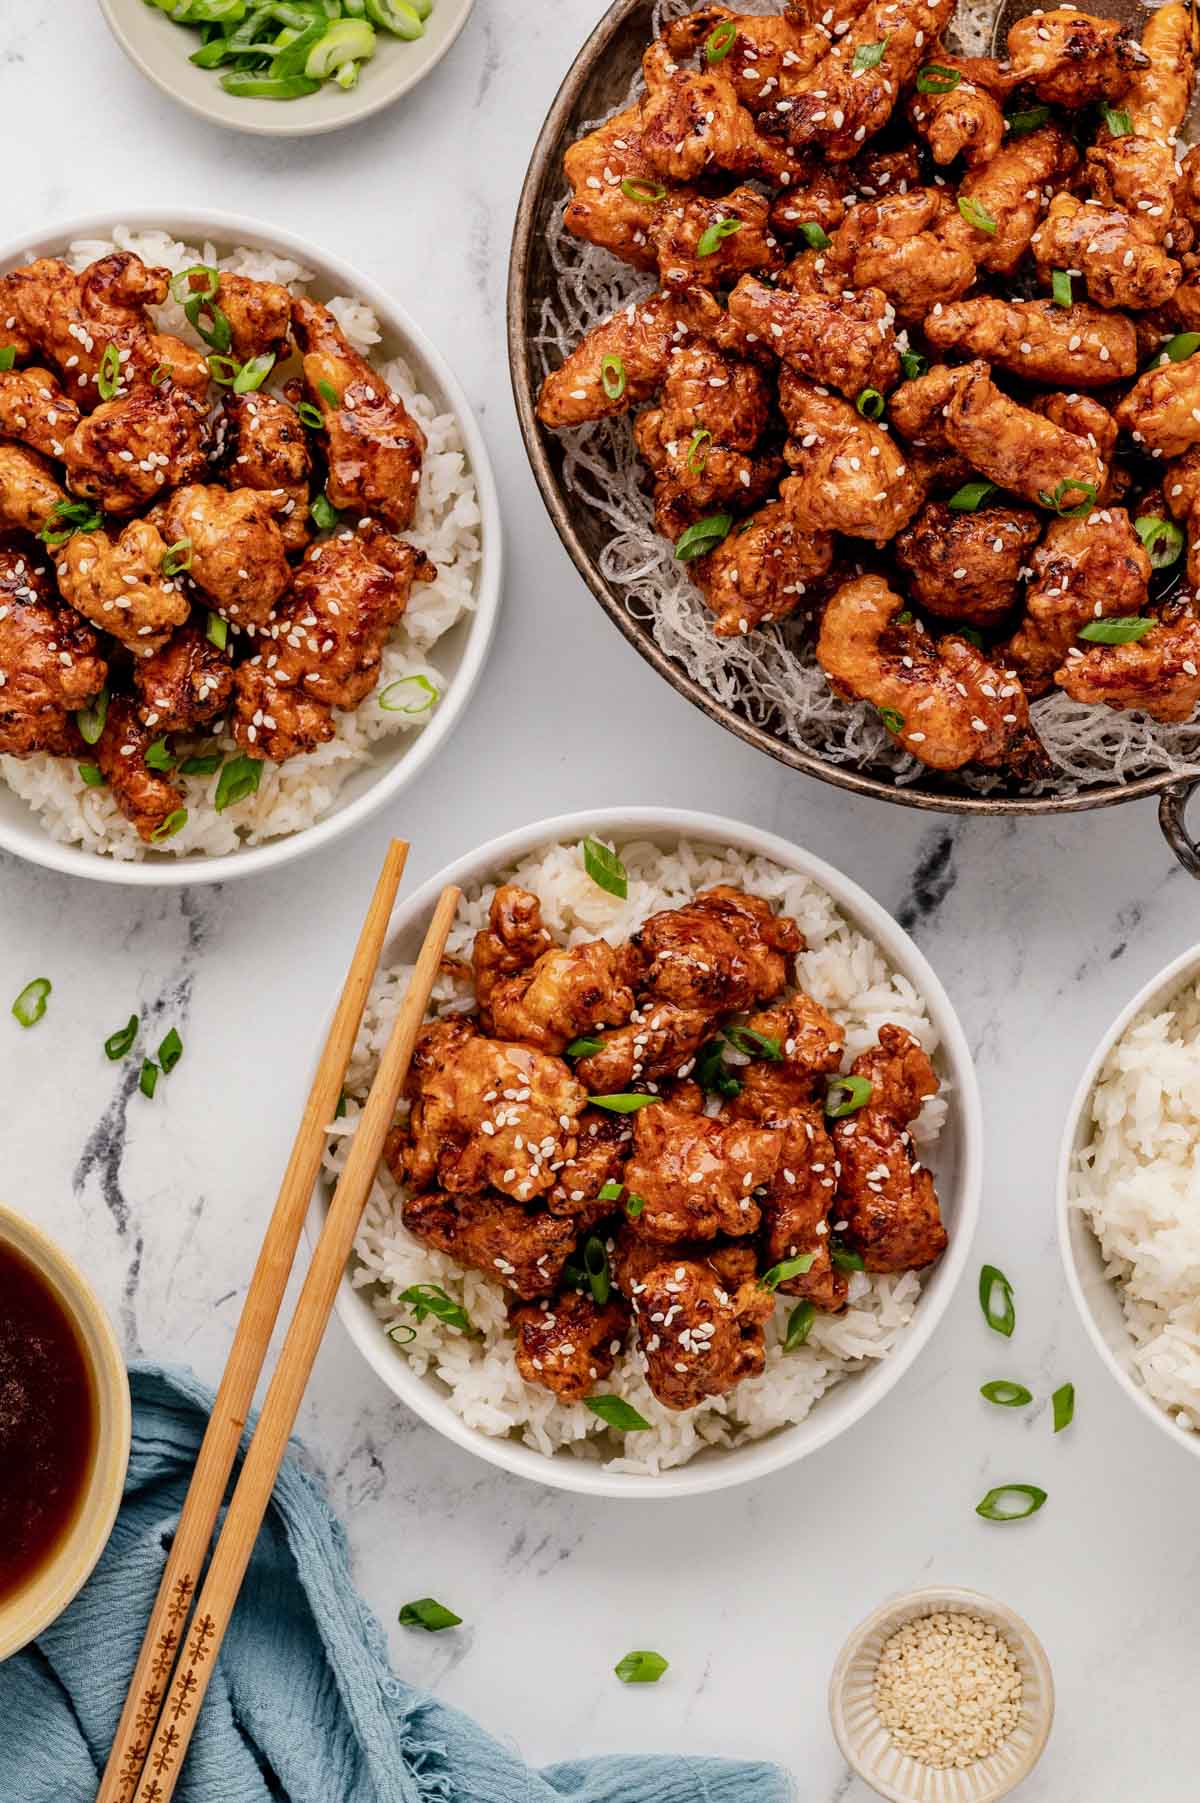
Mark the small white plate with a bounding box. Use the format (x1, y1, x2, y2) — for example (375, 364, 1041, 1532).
(100, 0, 475, 138)
(829, 1586, 1054, 1802)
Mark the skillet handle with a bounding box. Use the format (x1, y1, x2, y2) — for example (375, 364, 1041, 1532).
(1159, 777, 1200, 877)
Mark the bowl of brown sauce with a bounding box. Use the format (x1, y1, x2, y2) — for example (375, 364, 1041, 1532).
(0, 1204, 130, 1661)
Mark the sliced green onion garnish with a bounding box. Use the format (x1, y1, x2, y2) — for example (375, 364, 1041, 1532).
(705, 18, 737, 62)
(78, 762, 106, 787)
(104, 1015, 139, 1061)
(1164, 331, 1200, 363)
(1037, 478, 1095, 517)
(585, 1396, 651, 1432)
(0, 346, 16, 371)
(184, 295, 232, 353)
(615, 1649, 668, 1683)
(139, 1058, 159, 1099)
(825, 1074, 873, 1117)
(206, 611, 228, 650)
(675, 512, 732, 561)
(782, 1301, 816, 1350)
(77, 683, 109, 746)
(760, 1253, 815, 1292)
(1079, 615, 1153, 644)
(399, 1597, 462, 1632)
(980, 1380, 1033, 1407)
(181, 751, 222, 776)
(798, 221, 831, 251)
(583, 835, 628, 898)
(1102, 104, 1131, 138)
(625, 1193, 645, 1219)
(852, 37, 888, 70)
(310, 491, 340, 530)
(949, 479, 999, 512)
(170, 265, 220, 306)
(304, 17, 376, 77)
(724, 1024, 781, 1060)
(151, 808, 188, 843)
(363, 0, 425, 38)
(317, 378, 341, 408)
(916, 62, 960, 92)
(696, 217, 744, 258)
(590, 1093, 659, 1114)
(899, 349, 926, 381)
(11, 978, 51, 1028)
(387, 1322, 416, 1344)
(597, 1181, 624, 1203)
(232, 350, 276, 393)
(1135, 515, 1184, 568)
(957, 196, 998, 235)
(620, 176, 667, 203)
(976, 1483, 1047, 1521)
(96, 341, 123, 401)
(214, 753, 262, 812)
(399, 1282, 473, 1333)
(686, 428, 712, 473)
(158, 1027, 183, 1074)
(600, 353, 627, 401)
(1052, 1381, 1075, 1432)
(695, 1038, 741, 1098)
(145, 737, 174, 773)
(40, 498, 102, 548)
(566, 1036, 604, 1058)
(219, 71, 323, 97)
(162, 538, 193, 578)
(831, 1242, 865, 1272)
(979, 1264, 1015, 1337)
(1051, 269, 1072, 308)
(207, 354, 240, 387)
(297, 400, 325, 430)
(856, 387, 884, 420)
(1005, 103, 1050, 135)
(379, 674, 439, 714)
(877, 705, 904, 735)
(583, 1235, 611, 1305)
(149, 363, 173, 386)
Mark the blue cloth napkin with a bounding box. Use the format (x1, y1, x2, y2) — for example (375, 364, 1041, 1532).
(0, 1364, 793, 1803)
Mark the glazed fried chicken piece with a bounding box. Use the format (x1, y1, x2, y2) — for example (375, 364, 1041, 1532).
(144, 336, 211, 399)
(0, 253, 167, 411)
(826, 188, 976, 321)
(1029, 391, 1117, 465)
(131, 624, 233, 733)
(0, 539, 106, 757)
(512, 1289, 630, 1401)
(639, 336, 775, 449)
(893, 500, 1041, 626)
(620, 1099, 780, 1242)
(215, 393, 313, 553)
(573, 999, 715, 1094)
(61, 384, 207, 515)
(1031, 193, 1180, 311)
(779, 377, 924, 544)
(394, 1016, 588, 1205)
(1114, 355, 1200, 459)
(183, 270, 292, 363)
(728, 997, 847, 1118)
(638, 41, 810, 187)
(660, 5, 834, 107)
(399, 1189, 579, 1300)
(653, 186, 787, 293)
(486, 938, 639, 1055)
(758, 1107, 846, 1311)
(631, 337, 778, 538)
(536, 290, 684, 430)
(632, 1255, 774, 1410)
(0, 444, 67, 535)
(833, 1024, 946, 1272)
(951, 124, 1074, 278)
(548, 1110, 633, 1221)
(906, 55, 1005, 169)
(690, 500, 835, 636)
(231, 524, 434, 762)
(924, 296, 1138, 387)
(0, 367, 81, 460)
(888, 362, 966, 449)
(727, 277, 900, 399)
(634, 885, 801, 1015)
(290, 296, 425, 532)
(1056, 602, 1200, 720)
(818, 574, 1049, 776)
(472, 885, 555, 1015)
(563, 103, 672, 273)
(852, 1023, 939, 1123)
(1006, 8, 1144, 109)
(156, 484, 291, 628)
(1085, 3, 1194, 238)
(94, 691, 185, 842)
(769, 164, 850, 240)
(1007, 507, 1151, 694)
(940, 362, 1105, 511)
(55, 519, 188, 657)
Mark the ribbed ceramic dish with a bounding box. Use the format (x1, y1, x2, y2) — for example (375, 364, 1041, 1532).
(829, 1587, 1054, 1803)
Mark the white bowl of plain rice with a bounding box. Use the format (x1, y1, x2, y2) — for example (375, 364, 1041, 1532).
(1061, 943, 1200, 1458)
(0, 211, 500, 886)
(308, 808, 983, 1497)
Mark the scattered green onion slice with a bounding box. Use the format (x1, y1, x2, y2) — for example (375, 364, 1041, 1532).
(586, 1396, 651, 1432)
(957, 195, 998, 235)
(1164, 330, 1200, 363)
(96, 341, 123, 401)
(590, 1093, 660, 1114)
(151, 809, 188, 843)
(1135, 515, 1184, 569)
(40, 498, 102, 548)
(583, 835, 628, 898)
(1078, 615, 1154, 644)
(139, 1059, 159, 1099)
(162, 537, 193, 577)
(1037, 478, 1096, 518)
(180, 751, 222, 776)
(724, 1024, 782, 1060)
(297, 400, 325, 430)
(620, 176, 667, 204)
(0, 346, 16, 372)
(856, 387, 885, 421)
(78, 762, 106, 787)
(825, 1074, 873, 1117)
(364, 0, 425, 39)
(1102, 104, 1132, 138)
(399, 1597, 462, 1632)
(206, 611, 228, 650)
(104, 1015, 139, 1061)
(1052, 1381, 1075, 1432)
(852, 37, 888, 70)
(798, 221, 831, 251)
(214, 754, 262, 811)
(916, 62, 960, 92)
(976, 1483, 1047, 1522)
(220, 71, 322, 97)
(387, 1322, 416, 1345)
(899, 349, 926, 381)
(782, 1301, 816, 1351)
(379, 673, 439, 714)
(305, 16, 376, 77)
(696, 217, 744, 258)
(615, 1650, 669, 1683)
(949, 479, 999, 512)
(831, 1242, 865, 1272)
(206, 354, 240, 387)
(959, 625, 984, 648)
(1006, 103, 1051, 136)
(877, 705, 905, 735)
(625, 1193, 646, 1220)
(145, 737, 174, 773)
(760, 1253, 816, 1292)
(184, 295, 232, 353)
(583, 1235, 611, 1306)
(980, 1380, 1033, 1407)
(399, 1282, 473, 1334)
(675, 512, 733, 561)
(310, 491, 340, 531)
(896, 610, 914, 625)
(597, 1181, 624, 1203)
(705, 18, 737, 62)
(77, 683, 109, 747)
(317, 378, 341, 408)
(170, 264, 220, 306)
(12, 978, 51, 1028)
(149, 362, 173, 386)
(158, 1027, 183, 1074)
(686, 427, 712, 474)
(600, 353, 627, 401)
(1051, 269, 1072, 308)
(979, 1264, 1015, 1337)
(695, 1038, 742, 1099)
(566, 1036, 604, 1058)
(233, 350, 276, 393)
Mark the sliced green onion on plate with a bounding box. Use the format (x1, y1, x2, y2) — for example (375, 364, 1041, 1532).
(583, 835, 627, 898)
(399, 1597, 461, 1632)
(979, 1264, 1015, 1336)
(12, 978, 51, 1028)
(585, 1395, 651, 1432)
(980, 1380, 1033, 1407)
(976, 1483, 1047, 1521)
(614, 1650, 669, 1683)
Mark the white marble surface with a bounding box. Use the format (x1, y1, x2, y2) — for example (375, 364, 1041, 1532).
(4, 3, 1200, 1797)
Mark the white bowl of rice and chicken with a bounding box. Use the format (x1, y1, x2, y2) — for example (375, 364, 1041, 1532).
(310, 808, 982, 1497)
(0, 212, 498, 884)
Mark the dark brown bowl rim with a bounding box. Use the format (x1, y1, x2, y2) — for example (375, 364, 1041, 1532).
(506, 0, 1200, 827)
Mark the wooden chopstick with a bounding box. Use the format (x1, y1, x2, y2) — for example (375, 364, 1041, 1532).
(96, 839, 410, 1803)
(119, 883, 462, 1803)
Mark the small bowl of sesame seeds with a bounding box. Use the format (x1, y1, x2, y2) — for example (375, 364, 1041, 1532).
(829, 1586, 1054, 1802)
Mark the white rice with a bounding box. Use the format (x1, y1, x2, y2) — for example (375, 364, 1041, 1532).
(1072, 976, 1200, 1430)
(1, 225, 481, 859)
(325, 836, 949, 1475)
(533, 3, 1200, 798)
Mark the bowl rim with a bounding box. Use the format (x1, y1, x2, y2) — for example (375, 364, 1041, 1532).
(98, 0, 477, 139)
(0, 1201, 132, 1661)
(504, 0, 1199, 824)
(0, 206, 502, 887)
(307, 804, 984, 1498)
(828, 1584, 1055, 1803)
(1056, 939, 1200, 1461)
